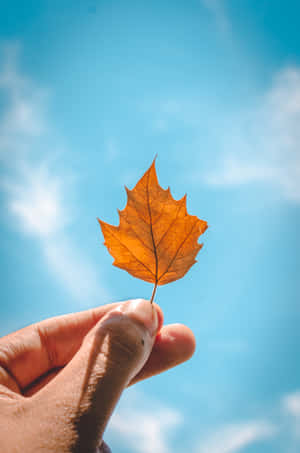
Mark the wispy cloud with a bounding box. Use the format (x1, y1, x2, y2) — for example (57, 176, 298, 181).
(197, 420, 275, 453)
(195, 390, 300, 453)
(107, 389, 300, 453)
(3, 163, 67, 237)
(108, 390, 182, 453)
(205, 66, 300, 202)
(0, 42, 45, 157)
(282, 390, 300, 441)
(283, 391, 300, 418)
(201, 0, 231, 36)
(0, 42, 110, 305)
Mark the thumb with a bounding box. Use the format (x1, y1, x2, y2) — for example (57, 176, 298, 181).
(32, 299, 159, 453)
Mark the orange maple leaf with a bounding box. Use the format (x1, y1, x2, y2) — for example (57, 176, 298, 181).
(98, 160, 208, 302)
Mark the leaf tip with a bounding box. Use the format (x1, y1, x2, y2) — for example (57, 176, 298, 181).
(150, 154, 158, 172)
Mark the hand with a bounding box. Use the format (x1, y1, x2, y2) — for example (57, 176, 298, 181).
(0, 299, 195, 453)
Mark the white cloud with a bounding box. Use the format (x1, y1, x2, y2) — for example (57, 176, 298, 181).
(108, 390, 182, 453)
(196, 391, 300, 453)
(282, 393, 300, 453)
(0, 43, 45, 158)
(0, 42, 110, 304)
(3, 163, 66, 237)
(1, 95, 44, 137)
(282, 391, 300, 417)
(106, 389, 300, 453)
(204, 156, 281, 191)
(205, 66, 300, 202)
(197, 420, 275, 453)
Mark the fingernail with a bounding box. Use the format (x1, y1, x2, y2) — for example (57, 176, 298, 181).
(97, 441, 112, 453)
(118, 299, 158, 337)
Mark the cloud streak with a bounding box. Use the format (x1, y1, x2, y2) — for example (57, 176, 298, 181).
(197, 420, 275, 453)
(205, 66, 300, 202)
(3, 163, 67, 237)
(195, 390, 300, 453)
(108, 390, 182, 453)
(0, 42, 110, 305)
(283, 391, 300, 417)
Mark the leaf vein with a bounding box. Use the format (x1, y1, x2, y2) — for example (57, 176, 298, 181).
(156, 197, 185, 248)
(121, 216, 153, 253)
(146, 170, 159, 283)
(107, 228, 155, 278)
(157, 219, 199, 282)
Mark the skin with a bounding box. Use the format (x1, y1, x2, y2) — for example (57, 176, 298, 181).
(0, 299, 195, 453)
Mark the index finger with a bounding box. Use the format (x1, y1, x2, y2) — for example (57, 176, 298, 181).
(0, 301, 164, 391)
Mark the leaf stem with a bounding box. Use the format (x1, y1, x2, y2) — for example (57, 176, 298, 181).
(150, 282, 158, 304)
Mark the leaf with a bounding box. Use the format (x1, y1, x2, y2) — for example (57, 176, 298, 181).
(98, 159, 208, 296)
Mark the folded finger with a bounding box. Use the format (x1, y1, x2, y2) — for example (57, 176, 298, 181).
(24, 323, 195, 396)
(0, 301, 163, 391)
(130, 323, 196, 385)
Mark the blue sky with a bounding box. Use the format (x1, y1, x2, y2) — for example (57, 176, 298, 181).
(0, 1, 300, 452)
